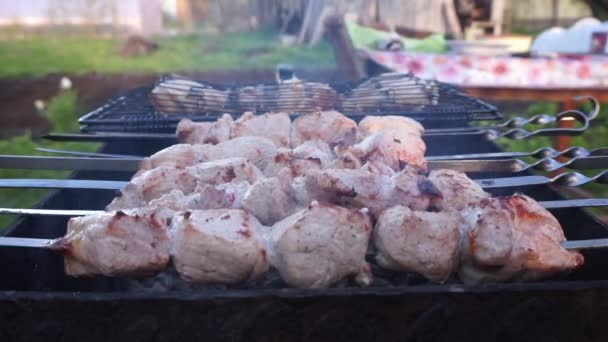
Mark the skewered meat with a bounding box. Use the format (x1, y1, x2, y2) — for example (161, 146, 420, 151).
(341, 131, 427, 172)
(139, 136, 277, 174)
(358, 115, 424, 139)
(428, 169, 490, 210)
(175, 114, 233, 145)
(169, 209, 269, 284)
(262, 141, 335, 178)
(202, 136, 277, 172)
(138, 144, 206, 173)
(274, 82, 340, 114)
(301, 166, 441, 216)
(232, 112, 291, 147)
(143, 190, 198, 223)
(107, 166, 198, 210)
(188, 157, 264, 185)
(176, 119, 212, 144)
(459, 194, 584, 284)
(236, 85, 265, 112)
(197, 177, 298, 225)
(374, 206, 461, 282)
(151, 78, 229, 114)
(269, 201, 373, 288)
(291, 140, 334, 167)
(341, 74, 437, 112)
(107, 158, 264, 210)
(61, 211, 169, 276)
(290, 110, 357, 148)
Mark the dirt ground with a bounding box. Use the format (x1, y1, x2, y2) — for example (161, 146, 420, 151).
(0, 68, 340, 138)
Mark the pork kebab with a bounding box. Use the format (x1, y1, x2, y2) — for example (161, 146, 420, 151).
(51, 159, 583, 289)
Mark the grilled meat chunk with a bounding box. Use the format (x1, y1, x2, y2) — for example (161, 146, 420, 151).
(341, 131, 427, 172)
(62, 211, 169, 276)
(107, 158, 264, 210)
(269, 202, 373, 288)
(290, 110, 357, 148)
(169, 209, 269, 284)
(428, 169, 490, 210)
(374, 206, 461, 282)
(301, 166, 441, 216)
(139, 136, 277, 175)
(107, 166, 198, 210)
(358, 115, 424, 139)
(176, 119, 212, 145)
(459, 194, 585, 284)
(201, 136, 278, 172)
(197, 177, 298, 226)
(138, 144, 207, 174)
(175, 114, 233, 145)
(232, 112, 291, 147)
(151, 79, 229, 115)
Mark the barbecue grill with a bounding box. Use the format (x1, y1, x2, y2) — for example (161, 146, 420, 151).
(1, 75, 608, 341)
(78, 73, 501, 133)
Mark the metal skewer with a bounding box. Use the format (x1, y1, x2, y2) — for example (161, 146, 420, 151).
(0, 198, 605, 218)
(1, 170, 608, 190)
(1, 155, 608, 173)
(427, 146, 608, 161)
(35, 147, 143, 159)
(0, 235, 601, 251)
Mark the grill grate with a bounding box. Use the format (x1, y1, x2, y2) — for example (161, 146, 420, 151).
(78, 73, 501, 133)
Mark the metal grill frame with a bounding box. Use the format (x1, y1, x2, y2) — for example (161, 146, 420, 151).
(78, 75, 501, 133)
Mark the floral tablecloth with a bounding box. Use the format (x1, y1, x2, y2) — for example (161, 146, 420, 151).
(364, 50, 608, 88)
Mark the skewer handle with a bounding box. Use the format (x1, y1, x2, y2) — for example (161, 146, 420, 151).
(427, 146, 608, 161)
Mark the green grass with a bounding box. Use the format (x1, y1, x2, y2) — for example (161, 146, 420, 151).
(0, 90, 100, 230)
(0, 30, 335, 78)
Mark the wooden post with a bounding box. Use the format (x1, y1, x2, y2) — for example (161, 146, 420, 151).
(324, 15, 366, 81)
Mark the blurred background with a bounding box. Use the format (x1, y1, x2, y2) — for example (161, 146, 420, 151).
(1, 0, 608, 227)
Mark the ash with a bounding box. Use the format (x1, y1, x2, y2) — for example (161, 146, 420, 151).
(126, 259, 459, 292)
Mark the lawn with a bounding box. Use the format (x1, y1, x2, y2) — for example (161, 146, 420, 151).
(0, 91, 100, 230)
(0, 30, 335, 78)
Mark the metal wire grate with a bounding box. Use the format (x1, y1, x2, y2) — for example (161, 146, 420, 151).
(79, 73, 501, 133)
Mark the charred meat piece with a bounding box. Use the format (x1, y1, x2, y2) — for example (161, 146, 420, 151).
(232, 112, 291, 147)
(269, 201, 373, 288)
(358, 115, 424, 139)
(107, 166, 198, 210)
(341, 75, 436, 112)
(459, 194, 584, 284)
(175, 114, 233, 145)
(273, 81, 339, 114)
(202, 136, 278, 172)
(301, 166, 441, 217)
(169, 209, 269, 284)
(107, 158, 264, 210)
(138, 143, 208, 174)
(151, 78, 229, 115)
(197, 177, 298, 226)
(290, 110, 357, 148)
(61, 211, 169, 277)
(374, 206, 461, 282)
(340, 131, 427, 172)
(428, 169, 490, 210)
(176, 119, 212, 145)
(139, 136, 277, 174)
